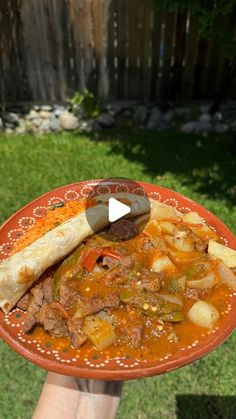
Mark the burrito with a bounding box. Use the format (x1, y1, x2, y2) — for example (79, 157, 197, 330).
(0, 193, 150, 314)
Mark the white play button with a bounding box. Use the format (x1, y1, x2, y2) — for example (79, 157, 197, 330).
(108, 197, 131, 223)
(85, 178, 151, 240)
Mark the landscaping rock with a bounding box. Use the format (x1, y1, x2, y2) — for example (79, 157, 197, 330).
(174, 107, 191, 118)
(133, 105, 148, 125)
(230, 121, 236, 131)
(80, 119, 102, 134)
(181, 120, 212, 133)
(41, 105, 52, 112)
(26, 110, 39, 120)
(123, 109, 131, 118)
(214, 123, 228, 133)
(59, 111, 79, 131)
(96, 113, 115, 127)
(50, 117, 62, 132)
(200, 104, 210, 114)
(199, 113, 211, 123)
(4, 122, 13, 129)
(181, 121, 199, 133)
(1, 101, 235, 136)
(213, 112, 223, 122)
(163, 109, 174, 123)
(107, 102, 123, 115)
(157, 121, 168, 131)
(31, 118, 42, 128)
(53, 106, 66, 118)
(146, 118, 157, 130)
(40, 120, 51, 132)
(147, 107, 163, 130)
(15, 126, 26, 135)
(15, 119, 26, 134)
(3, 112, 20, 126)
(195, 121, 212, 132)
(39, 110, 51, 119)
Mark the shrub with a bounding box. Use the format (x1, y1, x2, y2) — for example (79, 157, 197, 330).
(70, 89, 102, 118)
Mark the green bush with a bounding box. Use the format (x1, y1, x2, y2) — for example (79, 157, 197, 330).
(70, 89, 102, 118)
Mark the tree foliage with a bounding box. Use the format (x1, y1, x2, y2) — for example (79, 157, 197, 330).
(152, 0, 236, 58)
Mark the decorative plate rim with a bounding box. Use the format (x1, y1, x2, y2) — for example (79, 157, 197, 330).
(0, 179, 235, 380)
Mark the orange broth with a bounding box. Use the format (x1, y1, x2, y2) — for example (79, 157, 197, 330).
(14, 201, 231, 361)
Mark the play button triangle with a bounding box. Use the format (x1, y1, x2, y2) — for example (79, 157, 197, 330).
(108, 197, 131, 223)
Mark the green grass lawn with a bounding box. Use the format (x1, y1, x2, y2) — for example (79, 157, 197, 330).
(0, 130, 235, 419)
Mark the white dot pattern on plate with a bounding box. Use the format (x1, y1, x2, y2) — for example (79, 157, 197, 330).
(177, 206, 192, 213)
(18, 216, 36, 229)
(33, 206, 48, 218)
(0, 242, 14, 256)
(64, 190, 80, 201)
(7, 228, 24, 242)
(163, 198, 178, 208)
(148, 191, 161, 201)
(220, 236, 229, 246)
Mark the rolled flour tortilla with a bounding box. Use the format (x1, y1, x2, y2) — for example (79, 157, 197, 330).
(0, 193, 150, 314)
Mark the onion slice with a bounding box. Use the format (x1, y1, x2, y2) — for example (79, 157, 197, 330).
(158, 293, 183, 305)
(216, 261, 236, 290)
(187, 272, 219, 290)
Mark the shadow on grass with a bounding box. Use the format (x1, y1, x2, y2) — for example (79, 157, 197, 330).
(176, 395, 236, 419)
(88, 129, 236, 205)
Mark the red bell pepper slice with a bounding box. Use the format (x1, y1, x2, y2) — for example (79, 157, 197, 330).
(80, 247, 122, 272)
(102, 248, 123, 260)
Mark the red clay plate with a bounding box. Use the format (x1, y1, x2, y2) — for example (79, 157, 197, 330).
(0, 180, 235, 380)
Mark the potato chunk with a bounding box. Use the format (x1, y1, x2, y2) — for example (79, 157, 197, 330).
(83, 316, 117, 350)
(188, 300, 219, 329)
(208, 240, 236, 268)
(151, 255, 176, 274)
(151, 204, 178, 221)
(159, 221, 176, 235)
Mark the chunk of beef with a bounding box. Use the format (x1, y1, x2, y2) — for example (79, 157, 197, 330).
(104, 255, 135, 285)
(42, 276, 53, 303)
(67, 318, 87, 348)
(50, 302, 70, 319)
(73, 292, 120, 319)
(128, 325, 143, 348)
(142, 239, 154, 251)
(59, 282, 81, 309)
(17, 292, 31, 310)
(23, 285, 44, 332)
(37, 303, 68, 338)
(102, 256, 119, 269)
(108, 219, 138, 240)
(88, 292, 120, 314)
(133, 268, 164, 292)
(193, 237, 208, 252)
(113, 308, 144, 348)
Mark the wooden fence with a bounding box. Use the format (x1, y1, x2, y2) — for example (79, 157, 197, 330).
(0, 0, 236, 103)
